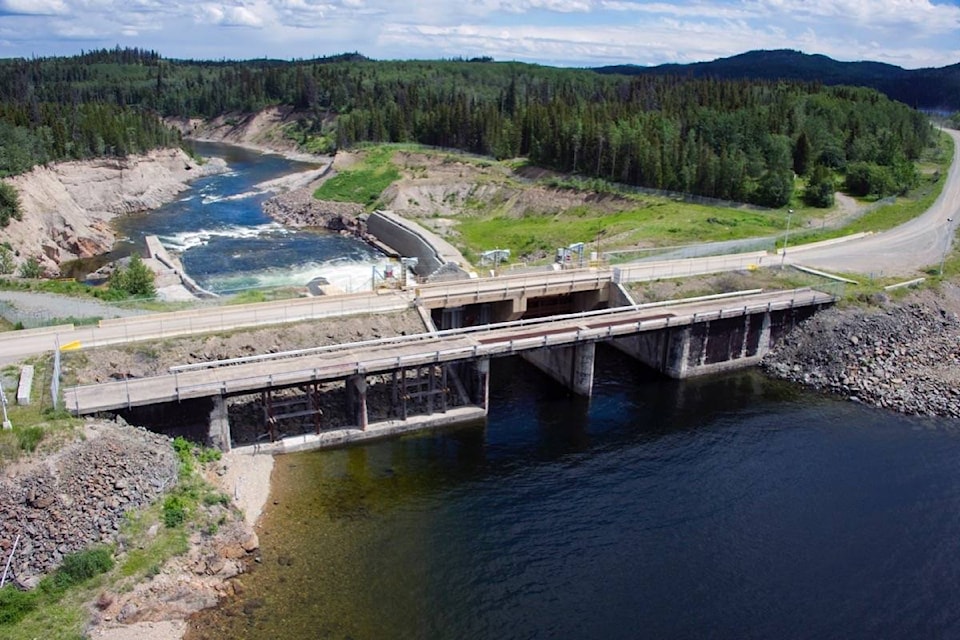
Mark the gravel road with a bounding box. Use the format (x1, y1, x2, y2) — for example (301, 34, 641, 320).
(0, 290, 150, 328)
(785, 128, 960, 277)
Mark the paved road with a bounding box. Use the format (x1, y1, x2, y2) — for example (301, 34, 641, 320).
(0, 290, 411, 366)
(2, 128, 957, 367)
(784, 128, 960, 277)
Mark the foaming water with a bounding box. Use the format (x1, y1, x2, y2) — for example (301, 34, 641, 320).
(186, 348, 960, 640)
(112, 141, 386, 294)
(159, 223, 292, 252)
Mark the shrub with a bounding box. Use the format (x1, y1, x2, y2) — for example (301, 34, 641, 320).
(197, 447, 221, 464)
(17, 257, 41, 279)
(162, 495, 186, 528)
(202, 492, 231, 507)
(0, 585, 38, 625)
(0, 182, 21, 228)
(41, 547, 114, 596)
(0, 246, 13, 275)
(57, 547, 114, 586)
(109, 253, 155, 298)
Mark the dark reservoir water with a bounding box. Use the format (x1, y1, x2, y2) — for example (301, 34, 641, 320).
(187, 346, 960, 640)
(112, 141, 388, 294)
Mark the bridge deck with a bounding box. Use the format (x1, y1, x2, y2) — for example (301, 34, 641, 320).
(63, 288, 832, 414)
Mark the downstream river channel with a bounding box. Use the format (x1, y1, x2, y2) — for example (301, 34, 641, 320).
(187, 357, 960, 640)
(142, 145, 960, 639)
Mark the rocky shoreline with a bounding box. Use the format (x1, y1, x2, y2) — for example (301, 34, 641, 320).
(0, 417, 265, 639)
(0, 419, 179, 588)
(261, 188, 365, 232)
(763, 286, 960, 418)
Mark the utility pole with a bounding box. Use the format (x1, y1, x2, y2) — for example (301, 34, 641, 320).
(1, 384, 11, 430)
(780, 209, 794, 270)
(940, 217, 954, 276)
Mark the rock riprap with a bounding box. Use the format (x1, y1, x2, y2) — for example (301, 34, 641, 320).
(0, 420, 179, 588)
(763, 293, 960, 417)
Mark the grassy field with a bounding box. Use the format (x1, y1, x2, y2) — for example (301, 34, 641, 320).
(455, 201, 782, 263)
(313, 145, 400, 209)
(311, 132, 954, 268)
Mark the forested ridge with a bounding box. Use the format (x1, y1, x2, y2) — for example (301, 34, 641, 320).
(0, 47, 935, 209)
(596, 49, 960, 113)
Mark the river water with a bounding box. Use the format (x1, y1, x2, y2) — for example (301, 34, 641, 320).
(139, 145, 960, 639)
(112, 141, 389, 294)
(186, 350, 960, 640)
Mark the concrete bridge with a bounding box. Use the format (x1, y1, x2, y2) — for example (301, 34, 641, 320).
(63, 287, 833, 452)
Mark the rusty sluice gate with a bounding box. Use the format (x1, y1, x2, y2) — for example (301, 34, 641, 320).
(261, 382, 324, 441)
(246, 362, 479, 445)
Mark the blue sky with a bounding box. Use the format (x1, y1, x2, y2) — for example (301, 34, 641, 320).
(1, 0, 958, 69)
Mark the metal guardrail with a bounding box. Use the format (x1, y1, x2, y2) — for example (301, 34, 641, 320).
(168, 288, 769, 373)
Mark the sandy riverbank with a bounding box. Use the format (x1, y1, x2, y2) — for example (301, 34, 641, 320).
(89, 448, 275, 640)
(219, 449, 276, 529)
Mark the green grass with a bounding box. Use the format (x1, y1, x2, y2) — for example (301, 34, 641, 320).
(456, 200, 785, 262)
(0, 357, 82, 470)
(448, 131, 955, 266)
(226, 287, 302, 305)
(313, 146, 400, 209)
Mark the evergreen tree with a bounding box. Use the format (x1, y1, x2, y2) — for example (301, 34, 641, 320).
(0, 181, 21, 227)
(803, 164, 835, 207)
(109, 253, 156, 298)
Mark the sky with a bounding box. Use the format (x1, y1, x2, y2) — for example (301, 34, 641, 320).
(1, 0, 959, 69)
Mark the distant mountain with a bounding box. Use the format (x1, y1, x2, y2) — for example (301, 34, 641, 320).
(595, 49, 960, 112)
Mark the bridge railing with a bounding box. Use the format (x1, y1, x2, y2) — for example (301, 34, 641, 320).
(66, 291, 413, 351)
(65, 287, 837, 413)
(167, 288, 775, 373)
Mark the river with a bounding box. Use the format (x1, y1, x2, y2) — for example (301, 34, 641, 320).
(112, 141, 390, 294)
(128, 144, 960, 639)
(185, 350, 960, 640)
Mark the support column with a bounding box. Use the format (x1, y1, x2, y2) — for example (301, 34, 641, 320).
(611, 325, 690, 379)
(347, 375, 369, 430)
(740, 314, 751, 358)
(476, 358, 490, 412)
(522, 342, 596, 396)
(209, 395, 231, 452)
(698, 321, 710, 367)
(757, 311, 772, 357)
(666, 327, 692, 378)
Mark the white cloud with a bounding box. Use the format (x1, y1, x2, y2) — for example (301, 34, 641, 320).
(196, 2, 267, 27)
(0, 0, 69, 15)
(0, 0, 956, 68)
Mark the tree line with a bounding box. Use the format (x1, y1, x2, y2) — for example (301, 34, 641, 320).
(0, 48, 935, 210)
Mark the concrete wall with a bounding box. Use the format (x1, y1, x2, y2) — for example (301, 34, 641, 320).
(612, 310, 776, 379)
(366, 210, 472, 281)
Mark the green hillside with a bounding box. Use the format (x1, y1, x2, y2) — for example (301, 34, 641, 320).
(0, 47, 936, 213)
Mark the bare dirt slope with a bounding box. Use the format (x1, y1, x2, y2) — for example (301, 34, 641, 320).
(372, 150, 640, 260)
(166, 107, 324, 162)
(2, 149, 226, 276)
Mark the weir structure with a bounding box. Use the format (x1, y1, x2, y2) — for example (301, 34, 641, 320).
(63, 287, 834, 453)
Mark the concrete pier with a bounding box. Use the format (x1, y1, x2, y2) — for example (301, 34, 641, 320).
(209, 396, 231, 452)
(522, 342, 597, 395)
